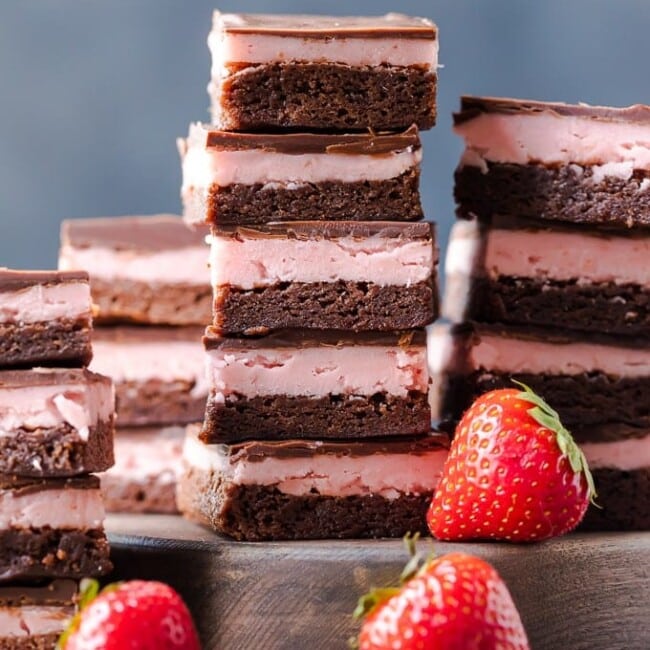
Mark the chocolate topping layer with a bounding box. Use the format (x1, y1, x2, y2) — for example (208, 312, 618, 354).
(203, 327, 426, 350)
(198, 125, 421, 154)
(216, 12, 437, 39)
(0, 579, 77, 606)
(454, 95, 650, 125)
(0, 268, 88, 291)
(61, 215, 208, 252)
(220, 434, 449, 463)
(0, 367, 112, 390)
(214, 220, 434, 241)
(93, 325, 205, 345)
(0, 475, 99, 495)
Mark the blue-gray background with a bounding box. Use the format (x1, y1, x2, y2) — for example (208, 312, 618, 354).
(1, 0, 649, 269)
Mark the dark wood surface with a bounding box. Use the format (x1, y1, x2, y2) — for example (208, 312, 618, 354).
(106, 514, 650, 650)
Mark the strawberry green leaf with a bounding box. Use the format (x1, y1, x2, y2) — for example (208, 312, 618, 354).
(353, 588, 401, 620)
(513, 380, 598, 505)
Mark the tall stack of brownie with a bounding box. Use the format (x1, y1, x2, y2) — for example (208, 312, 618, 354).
(438, 96, 650, 531)
(0, 269, 114, 649)
(176, 11, 449, 541)
(58, 215, 211, 514)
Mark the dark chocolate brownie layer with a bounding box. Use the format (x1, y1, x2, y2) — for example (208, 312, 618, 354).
(102, 474, 178, 514)
(214, 279, 437, 334)
(0, 633, 63, 650)
(458, 275, 650, 338)
(189, 168, 423, 225)
(90, 278, 212, 326)
(0, 320, 92, 369)
(440, 372, 650, 429)
(216, 63, 437, 131)
(114, 379, 206, 427)
(579, 467, 649, 531)
(0, 420, 114, 478)
(201, 391, 431, 443)
(455, 162, 650, 229)
(178, 466, 431, 541)
(0, 528, 111, 582)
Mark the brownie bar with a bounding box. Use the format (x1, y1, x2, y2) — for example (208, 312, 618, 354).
(0, 420, 114, 478)
(455, 162, 650, 229)
(459, 275, 650, 338)
(441, 371, 650, 429)
(102, 475, 178, 514)
(179, 467, 431, 541)
(215, 279, 436, 334)
(203, 391, 431, 443)
(579, 467, 649, 531)
(214, 63, 437, 131)
(0, 633, 61, 649)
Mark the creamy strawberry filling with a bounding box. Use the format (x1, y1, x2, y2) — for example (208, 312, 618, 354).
(581, 434, 650, 471)
(0, 282, 91, 325)
(207, 345, 428, 400)
(183, 429, 446, 498)
(0, 379, 114, 440)
(0, 606, 73, 636)
(456, 111, 650, 170)
(210, 234, 434, 288)
(0, 487, 105, 529)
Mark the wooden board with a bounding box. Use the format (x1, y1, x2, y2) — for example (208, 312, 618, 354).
(106, 514, 650, 650)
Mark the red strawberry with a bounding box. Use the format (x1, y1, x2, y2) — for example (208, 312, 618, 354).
(428, 383, 596, 542)
(58, 579, 201, 650)
(356, 549, 530, 650)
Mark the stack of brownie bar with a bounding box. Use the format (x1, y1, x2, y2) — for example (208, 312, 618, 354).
(437, 96, 650, 531)
(0, 269, 114, 648)
(58, 215, 210, 514)
(176, 11, 450, 541)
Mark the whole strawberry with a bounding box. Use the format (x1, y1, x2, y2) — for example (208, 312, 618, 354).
(428, 383, 596, 542)
(356, 550, 530, 650)
(58, 579, 201, 650)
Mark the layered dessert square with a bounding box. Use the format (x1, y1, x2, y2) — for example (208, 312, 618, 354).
(0, 368, 114, 477)
(0, 579, 77, 650)
(202, 329, 430, 443)
(0, 269, 92, 369)
(101, 425, 185, 514)
(436, 325, 650, 430)
(454, 96, 650, 228)
(208, 12, 438, 131)
(179, 124, 424, 226)
(178, 426, 449, 541)
(90, 327, 207, 427)
(211, 221, 438, 334)
(59, 215, 211, 326)
(0, 475, 111, 582)
(444, 218, 650, 338)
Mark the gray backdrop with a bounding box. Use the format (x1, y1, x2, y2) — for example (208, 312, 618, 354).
(1, 0, 649, 269)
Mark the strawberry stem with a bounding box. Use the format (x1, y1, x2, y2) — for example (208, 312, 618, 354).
(512, 380, 598, 505)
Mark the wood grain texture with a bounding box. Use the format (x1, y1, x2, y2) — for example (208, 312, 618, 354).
(106, 514, 650, 650)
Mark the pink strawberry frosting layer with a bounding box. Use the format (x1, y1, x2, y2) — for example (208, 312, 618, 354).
(0, 606, 73, 636)
(0, 378, 114, 440)
(0, 487, 105, 529)
(207, 345, 428, 400)
(106, 426, 184, 484)
(582, 434, 650, 471)
(211, 234, 434, 288)
(456, 111, 650, 170)
(0, 282, 91, 325)
(209, 15, 438, 71)
(446, 220, 650, 287)
(58, 245, 209, 285)
(470, 335, 650, 378)
(183, 429, 446, 499)
(180, 130, 422, 189)
(90, 341, 208, 399)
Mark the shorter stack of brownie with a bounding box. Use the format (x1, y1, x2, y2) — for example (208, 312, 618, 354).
(0, 269, 114, 649)
(437, 96, 650, 531)
(58, 215, 210, 514)
(177, 11, 449, 541)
